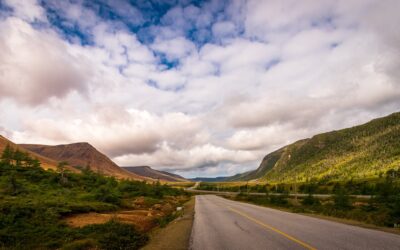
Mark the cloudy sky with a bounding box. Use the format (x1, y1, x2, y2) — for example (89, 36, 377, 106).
(0, 0, 399, 177)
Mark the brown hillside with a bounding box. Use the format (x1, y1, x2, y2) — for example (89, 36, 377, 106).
(0, 135, 78, 172)
(123, 166, 189, 182)
(20, 142, 148, 180)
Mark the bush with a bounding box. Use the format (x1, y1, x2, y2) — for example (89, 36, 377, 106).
(269, 193, 288, 205)
(333, 189, 352, 209)
(80, 220, 148, 250)
(156, 213, 175, 228)
(93, 186, 122, 205)
(61, 239, 97, 250)
(301, 194, 321, 206)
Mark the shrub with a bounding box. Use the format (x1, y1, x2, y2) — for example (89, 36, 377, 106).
(93, 186, 122, 205)
(269, 193, 288, 205)
(61, 239, 97, 250)
(156, 212, 177, 228)
(301, 194, 321, 206)
(80, 220, 148, 250)
(333, 189, 352, 209)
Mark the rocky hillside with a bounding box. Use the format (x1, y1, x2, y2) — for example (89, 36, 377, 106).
(123, 166, 188, 182)
(0, 135, 79, 172)
(20, 143, 146, 180)
(229, 112, 400, 183)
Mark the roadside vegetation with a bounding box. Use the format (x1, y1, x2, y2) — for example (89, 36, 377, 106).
(0, 145, 187, 249)
(197, 173, 398, 195)
(166, 182, 194, 189)
(197, 169, 400, 228)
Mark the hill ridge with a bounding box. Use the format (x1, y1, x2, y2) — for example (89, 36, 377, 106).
(123, 166, 188, 182)
(0, 135, 78, 172)
(19, 142, 147, 181)
(228, 111, 400, 183)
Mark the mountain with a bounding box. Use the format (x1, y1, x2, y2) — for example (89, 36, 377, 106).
(19, 143, 146, 180)
(0, 135, 78, 172)
(229, 112, 400, 183)
(0, 135, 79, 172)
(190, 176, 231, 182)
(123, 166, 188, 182)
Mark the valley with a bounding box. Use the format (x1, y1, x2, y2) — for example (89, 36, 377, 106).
(1, 111, 400, 249)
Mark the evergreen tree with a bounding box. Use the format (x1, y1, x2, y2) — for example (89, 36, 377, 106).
(57, 161, 68, 185)
(333, 186, 352, 209)
(1, 144, 13, 165)
(6, 172, 20, 195)
(13, 149, 25, 167)
(31, 158, 41, 168)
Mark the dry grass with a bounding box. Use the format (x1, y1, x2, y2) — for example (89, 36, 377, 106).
(64, 195, 190, 233)
(142, 196, 195, 250)
(64, 210, 156, 232)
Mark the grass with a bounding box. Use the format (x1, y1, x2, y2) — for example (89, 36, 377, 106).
(0, 146, 188, 249)
(223, 194, 400, 235)
(166, 182, 194, 188)
(143, 196, 195, 250)
(201, 169, 400, 229)
(231, 187, 400, 229)
(196, 175, 400, 196)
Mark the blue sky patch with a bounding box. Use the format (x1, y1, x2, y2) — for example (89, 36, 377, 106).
(33, 0, 236, 47)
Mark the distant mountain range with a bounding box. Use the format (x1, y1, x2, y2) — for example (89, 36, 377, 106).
(123, 166, 188, 182)
(4, 111, 398, 184)
(227, 112, 400, 183)
(189, 177, 231, 182)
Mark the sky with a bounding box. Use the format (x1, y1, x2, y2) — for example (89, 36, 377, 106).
(0, 0, 399, 178)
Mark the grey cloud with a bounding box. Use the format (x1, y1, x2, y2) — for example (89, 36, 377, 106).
(364, 1, 400, 86)
(224, 90, 400, 130)
(16, 106, 207, 159)
(103, 135, 160, 157)
(0, 18, 91, 106)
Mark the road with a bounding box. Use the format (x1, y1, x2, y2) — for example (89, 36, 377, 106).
(190, 195, 400, 250)
(187, 182, 200, 190)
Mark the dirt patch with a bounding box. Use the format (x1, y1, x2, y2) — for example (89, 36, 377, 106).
(64, 195, 190, 233)
(65, 212, 111, 227)
(142, 196, 195, 250)
(64, 210, 156, 232)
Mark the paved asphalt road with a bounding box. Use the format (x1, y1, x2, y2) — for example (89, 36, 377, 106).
(190, 195, 400, 250)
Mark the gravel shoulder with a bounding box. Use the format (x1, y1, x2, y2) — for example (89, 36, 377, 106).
(141, 196, 195, 250)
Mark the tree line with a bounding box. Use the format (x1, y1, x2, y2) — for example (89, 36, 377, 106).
(1, 144, 40, 168)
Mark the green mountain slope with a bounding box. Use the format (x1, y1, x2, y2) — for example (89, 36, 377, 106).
(232, 112, 400, 183)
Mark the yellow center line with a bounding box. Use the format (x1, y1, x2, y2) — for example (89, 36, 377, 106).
(228, 206, 317, 250)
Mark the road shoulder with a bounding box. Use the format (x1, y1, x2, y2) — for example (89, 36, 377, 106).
(141, 196, 195, 250)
